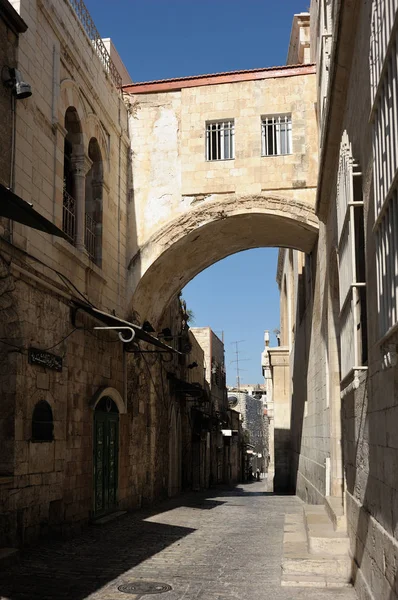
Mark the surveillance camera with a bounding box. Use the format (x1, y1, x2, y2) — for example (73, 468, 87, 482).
(13, 69, 32, 99)
(2, 66, 32, 99)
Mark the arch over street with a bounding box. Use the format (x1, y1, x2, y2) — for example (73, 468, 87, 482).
(129, 193, 318, 325)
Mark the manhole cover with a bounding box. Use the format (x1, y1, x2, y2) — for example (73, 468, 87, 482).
(118, 582, 172, 595)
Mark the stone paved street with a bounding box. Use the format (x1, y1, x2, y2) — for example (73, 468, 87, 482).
(0, 481, 356, 600)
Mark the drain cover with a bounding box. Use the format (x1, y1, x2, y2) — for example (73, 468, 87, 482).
(118, 582, 172, 595)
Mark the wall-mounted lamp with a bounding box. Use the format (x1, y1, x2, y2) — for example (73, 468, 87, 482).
(142, 320, 155, 333)
(187, 361, 198, 369)
(159, 327, 173, 342)
(2, 66, 32, 99)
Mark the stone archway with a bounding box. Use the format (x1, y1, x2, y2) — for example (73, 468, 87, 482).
(90, 386, 126, 414)
(129, 193, 318, 325)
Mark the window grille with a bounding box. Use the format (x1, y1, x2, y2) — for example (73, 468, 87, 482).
(206, 120, 234, 161)
(261, 116, 292, 156)
(376, 189, 398, 334)
(337, 132, 367, 380)
(62, 189, 76, 244)
(85, 213, 97, 261)
(32, 401, 54, 442)
(370, 0, 398, 104)
(373, 36, 398, 216)
(371, 1, 398, 337)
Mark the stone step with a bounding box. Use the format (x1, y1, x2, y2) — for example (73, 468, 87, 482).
(303, 504, 350, 555)
(283, 554, 351, 578)
(282, 513, 352, 588)
(324, 495, 347, 532)
(92, 510, 127, 525)
(281, 574, 353, 589)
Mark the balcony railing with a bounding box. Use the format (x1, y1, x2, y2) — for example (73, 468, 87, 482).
(68, 0, 122, 88)
(62, 190, 76, 243)
(85, 213, 97, 262)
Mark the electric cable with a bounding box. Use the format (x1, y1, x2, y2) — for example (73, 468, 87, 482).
(1, 237, 94, 306)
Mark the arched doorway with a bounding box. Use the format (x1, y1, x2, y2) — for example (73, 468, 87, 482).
(93, 396, 119, 516)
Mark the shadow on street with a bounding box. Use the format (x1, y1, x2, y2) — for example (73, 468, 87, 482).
(0, 482, 280, 600)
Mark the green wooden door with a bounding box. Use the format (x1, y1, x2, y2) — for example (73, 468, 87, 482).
(94, 407, 119, 516)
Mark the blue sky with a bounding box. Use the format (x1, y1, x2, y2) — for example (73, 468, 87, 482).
(85, 0, 307, 384)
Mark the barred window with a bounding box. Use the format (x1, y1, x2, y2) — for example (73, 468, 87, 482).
(337, 132, 367, 380)
(261, 115, 292, 156)
(206, 120, 234, 161)
(371, 1, 398, 338)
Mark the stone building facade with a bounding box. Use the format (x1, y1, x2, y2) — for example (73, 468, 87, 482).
(0, 0, 226, 550)
(227, 390, 266, 475)
(0, 0, 133, 547)
(190, 327, 241, 487)
(275, 1, 398, 597)
(122, 62, 319, 326)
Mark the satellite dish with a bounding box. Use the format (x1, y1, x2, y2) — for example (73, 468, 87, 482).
(228, 395, 238, 408)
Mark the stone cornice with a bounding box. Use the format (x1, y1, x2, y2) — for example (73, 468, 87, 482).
(123, 64, 316, 95)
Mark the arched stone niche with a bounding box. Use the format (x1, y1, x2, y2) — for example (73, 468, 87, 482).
(89, 386, 126, 414)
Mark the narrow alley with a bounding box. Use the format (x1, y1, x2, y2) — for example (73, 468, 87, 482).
(0, 483, 355, 600)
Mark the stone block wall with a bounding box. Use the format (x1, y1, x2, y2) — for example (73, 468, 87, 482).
(0, 2, 26, 239)
(8, 0, 130, 314)
(287, 1, 398, 598)
(127, 70, 318, 250)
(0, 252, 126, 546)
(0, 0, 134, 547)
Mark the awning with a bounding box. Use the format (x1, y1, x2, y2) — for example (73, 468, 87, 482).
(0, 183, 69, 240)
(167, 373, 206, 398)
(72, 301, 182, 354)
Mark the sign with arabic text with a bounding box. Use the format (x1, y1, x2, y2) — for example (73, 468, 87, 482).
(28, 347, 62, 372)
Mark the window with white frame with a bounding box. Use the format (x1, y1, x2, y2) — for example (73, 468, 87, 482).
(337, 132, 367, 381)
(206, 120, 234, 161)
(261, 115, 292, 156)
(371, 0, 398, 338)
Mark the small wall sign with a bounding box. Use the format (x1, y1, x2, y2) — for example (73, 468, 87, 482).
(28, 347, 62, 372)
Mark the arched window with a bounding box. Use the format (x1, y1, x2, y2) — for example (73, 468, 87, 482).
(63, 107, 83, 244)
(85, 138, 103, 265)
(32, 401, 54, 442)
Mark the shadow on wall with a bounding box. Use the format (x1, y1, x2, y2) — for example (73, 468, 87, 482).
(346, 364, 398, 599)
(289, 252, 314, 497)
(274, 427, 295, 493)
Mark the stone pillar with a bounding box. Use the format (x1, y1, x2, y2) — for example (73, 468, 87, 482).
(268, 347, 291, 493)
(71, 155, 92, 252)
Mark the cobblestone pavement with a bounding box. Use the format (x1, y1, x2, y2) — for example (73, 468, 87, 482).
(0, 481, 357, 600)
